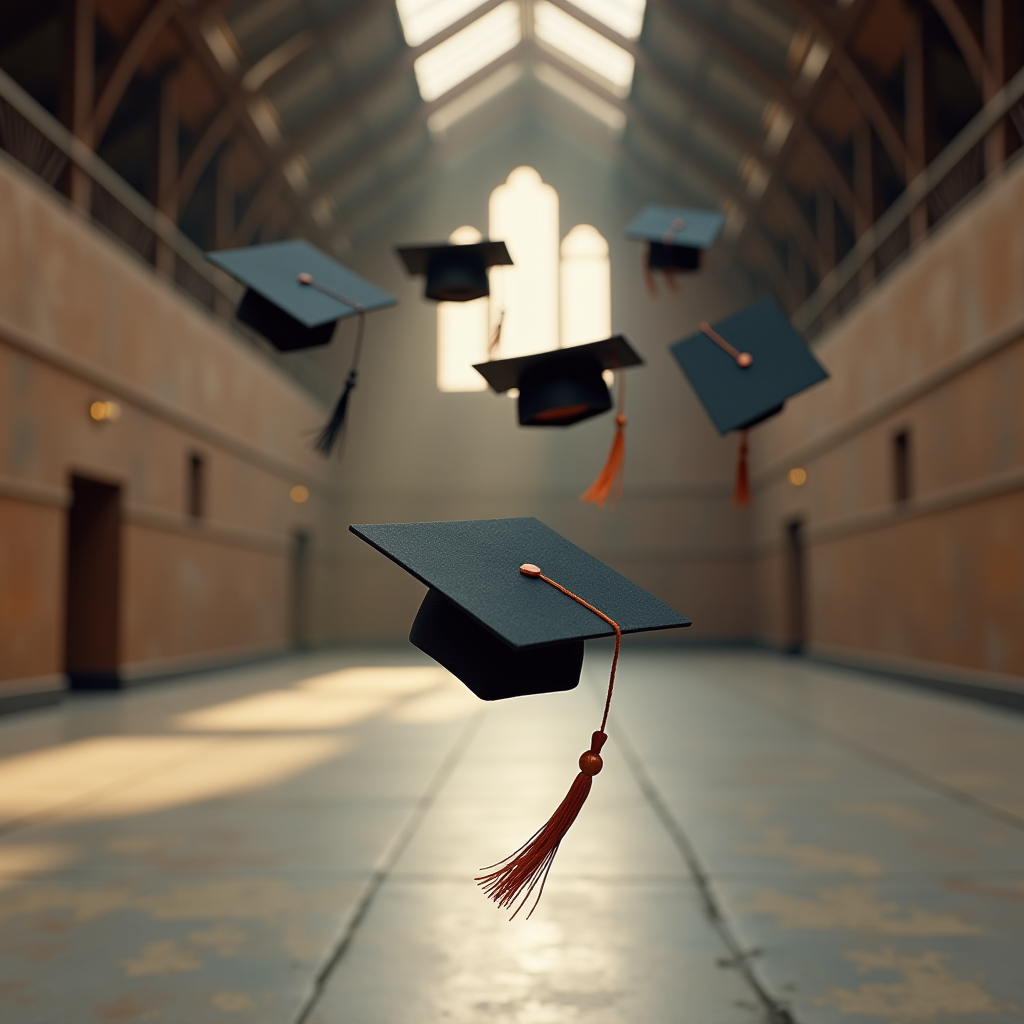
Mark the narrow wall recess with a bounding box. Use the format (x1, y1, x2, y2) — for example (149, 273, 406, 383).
(893, 429, 912, 504)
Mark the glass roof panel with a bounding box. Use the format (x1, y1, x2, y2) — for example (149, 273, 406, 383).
(396, 0, 491, 47)
(534, 1, 635, 96)
(569, 0, 646, 40)
(413, 1, 521, 101)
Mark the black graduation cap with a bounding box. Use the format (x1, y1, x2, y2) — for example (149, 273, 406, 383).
(626, 204, 725, 272)
(206, 239, 396, 352)
(670, 298, 828, 504)
(473, 336, 642, 427)
(670, 298, 828, 434)
(396, 241, 513, 302)
(349, 517, 690, 701)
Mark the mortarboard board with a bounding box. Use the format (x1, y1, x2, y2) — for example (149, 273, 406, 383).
(396, 240, 513, 302)
(206, 239, 396, 457)
(350, 517, 688, 701)
(626, 204, 725, 280)
(473, 336, 641, 427)
(670, 298, 829, 503)
(207, 239, 396, 352)
(349, 516, 690, 916)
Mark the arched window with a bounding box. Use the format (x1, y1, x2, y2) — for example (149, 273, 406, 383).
(560, 224, 610, 347)
(436, 225, 490, 392)
(436, 168, 611, 391)
(487, 166, 560, 359)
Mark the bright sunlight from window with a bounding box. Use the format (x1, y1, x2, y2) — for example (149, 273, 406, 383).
(413, 1, 521, 102)
(569, 0, 646, 40)
(488, 166, 560, 359)
(560, 225, 610, 347)
(533, 1, 635, 97)
(437, 226, 490, 392)
(396, 0, 488, 47)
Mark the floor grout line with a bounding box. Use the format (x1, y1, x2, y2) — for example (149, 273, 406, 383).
(288, 709, 486, 1024)
(610, 719, 798, 1024)
(726, 678, 1024, 834)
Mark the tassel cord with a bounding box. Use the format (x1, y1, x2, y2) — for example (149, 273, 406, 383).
(312, 310, 365, 457)
(475, 569, 622, 921)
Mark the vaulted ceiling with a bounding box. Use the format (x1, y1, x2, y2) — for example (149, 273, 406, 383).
(1, 0, 1017, 313)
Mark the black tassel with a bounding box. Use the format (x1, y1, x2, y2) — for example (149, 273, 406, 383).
(314, 369, 357, 456)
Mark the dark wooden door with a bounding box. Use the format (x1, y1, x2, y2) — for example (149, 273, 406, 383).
(64, 476, 122, 688)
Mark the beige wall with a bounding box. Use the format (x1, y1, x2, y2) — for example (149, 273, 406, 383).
(0, 155, 341, 694)
(751, 153, 1024, 682)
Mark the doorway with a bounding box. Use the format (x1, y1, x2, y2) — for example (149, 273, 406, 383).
(290, 530, 311, 649)
(785, 519, 806, 655)
(64, 475, 122, 689)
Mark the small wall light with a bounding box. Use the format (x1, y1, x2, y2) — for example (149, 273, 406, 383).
(290, 485, 309, 504)
(788, 467, 808, 487)
(89, 400, 121, 423)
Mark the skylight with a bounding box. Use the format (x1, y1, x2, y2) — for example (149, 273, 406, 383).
(396, 0, 489, 48)
(413, 1, 521, 102)
(427, 62, 523, 135)
(535, 63, 625, 133)
(533, 1, 635, 97)
(568, 0, 646, 40)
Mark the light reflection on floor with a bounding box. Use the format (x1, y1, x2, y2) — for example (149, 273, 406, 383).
(0, 649, 1022, 1023)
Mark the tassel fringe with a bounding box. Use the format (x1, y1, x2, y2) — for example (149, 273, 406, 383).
(733, 430, 751, 506)
(488, 310, 504, 358)
(314, 370, 356, 456)
(477, 731, 607, 919)
(580, 414, 626, 509)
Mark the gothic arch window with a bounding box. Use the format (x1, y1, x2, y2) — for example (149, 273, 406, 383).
(437, 225, 489, 392)
(437, 167, 611, 392)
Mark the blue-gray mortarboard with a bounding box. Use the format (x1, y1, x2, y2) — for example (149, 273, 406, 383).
(670, 298, 829, 504)
(474, 337, 644, 509)
(348, 516, 690, 916)
(207, 239, 395, 351)
(626, 204, 725, 293)
(206, 240, 397, 456)
(396, 240, 513, 302)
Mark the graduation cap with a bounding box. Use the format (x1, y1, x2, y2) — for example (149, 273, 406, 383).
(670, 298, 829, 504)
(207, 239, 395, 352)
(626, 204, 725, 293)
(396, 240, 513, 302)
(206, 240, 397, 457)
(474, 337, 644, 509)
(350, 516, 689, 916)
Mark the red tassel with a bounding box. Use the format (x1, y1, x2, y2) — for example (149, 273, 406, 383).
(477, 731, 607, 919)
(733, 430, 751, 506)
(580, 373, 627, 510)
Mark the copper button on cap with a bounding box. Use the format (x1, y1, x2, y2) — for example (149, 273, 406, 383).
(519, 563, 542, 577)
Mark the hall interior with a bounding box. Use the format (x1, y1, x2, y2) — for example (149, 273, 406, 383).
(1, 0, 1023, 1020)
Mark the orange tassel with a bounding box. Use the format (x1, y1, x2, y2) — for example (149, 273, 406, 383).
(664, 268, 681, 293)
(580, 373, 627, 510)
(733, 430, 751, 506)
(477, 731, 606, 919)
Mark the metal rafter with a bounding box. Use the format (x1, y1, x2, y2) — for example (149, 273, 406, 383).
(167, 3, 326, 244)
(776, 0, 910, 177)
(170, 0, 382, 213)
(545, 0, 859, 244)
(218, 0, 512, 240)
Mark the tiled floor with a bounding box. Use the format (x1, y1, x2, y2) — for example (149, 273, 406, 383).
(0, 649, 1022, 1023)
